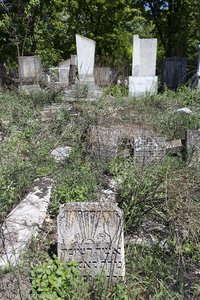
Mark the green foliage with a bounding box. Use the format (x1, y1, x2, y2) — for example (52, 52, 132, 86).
(31, 256, 88, 300)
(50, 159, 98, 215)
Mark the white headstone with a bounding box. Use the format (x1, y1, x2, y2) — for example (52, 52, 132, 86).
(76, 34, 95, 84)
(129, 35, 158, 97)
(59, 59, 70, 84)
(57, 202, 125, 280)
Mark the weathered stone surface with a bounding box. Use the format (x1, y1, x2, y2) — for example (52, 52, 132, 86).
(0, 177, 54, 268)
(87, 126, 120, 160)
(94, 67, 114, 86)
(50, 146, 72, 162)
(134, 136, 166, 164)
(57, 202, 125, 279)
(129, 35, 158, 97)
(129, 76, 158, 97)
(18, 56, 42, 84)
(87, 124, 156, 161)
(59, 59, 71, 84)
(187, 130, 200, 163)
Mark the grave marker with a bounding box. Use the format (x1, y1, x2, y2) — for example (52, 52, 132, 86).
(134, 136, 166, 164)
(187, 130, 200, 163)
(57, 202, 125, 280)
(129, 35, 158, 97)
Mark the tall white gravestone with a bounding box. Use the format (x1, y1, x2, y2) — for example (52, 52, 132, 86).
(129, 35, 158, 97)
(57, 202, 125, 280)
(76, 34, 95, 85)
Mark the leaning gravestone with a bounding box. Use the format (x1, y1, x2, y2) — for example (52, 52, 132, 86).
(57, 202, 125, 280)
(76, 34, 101, 97)
(187, 130, 200, 163)
(129, 35, 158, 97)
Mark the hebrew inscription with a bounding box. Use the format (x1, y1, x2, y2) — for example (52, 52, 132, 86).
(57, 202, 125, 279)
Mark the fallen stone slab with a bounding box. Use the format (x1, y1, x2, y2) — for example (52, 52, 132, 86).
(50, 146, 72, 162)
(0, 177, 54, 268)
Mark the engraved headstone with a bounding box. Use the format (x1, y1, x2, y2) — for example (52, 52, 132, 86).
(162, 57, 187, 90)
(129, 35, 158, 97)
(187, 130, 200, 163)
(57, 202, 125, 280)
(134, 136, 166, 164)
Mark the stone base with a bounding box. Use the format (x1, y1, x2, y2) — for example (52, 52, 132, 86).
(129, 76, 158, 97)
(19, 84, 41, 93)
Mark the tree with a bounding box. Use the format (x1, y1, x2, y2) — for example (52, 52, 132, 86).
(136, 0, 200, 63)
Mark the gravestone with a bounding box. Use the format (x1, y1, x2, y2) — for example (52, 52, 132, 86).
(57, 202, 125, 280)
(94, 67, 114, 86)
(76, 34, 101, 97)
(129, 35, 158, 97)
(134, 136, 166, 164)
(18, 56, 42, 84)
(69, 55, 78, 84)
(76, 34, 95, 84)
(187, 130, 200, 163)
(0, 177, 54, 268)
(197, 45, 200, 88)
(59, 59, 71, 84)
(162, 57, 187, 90)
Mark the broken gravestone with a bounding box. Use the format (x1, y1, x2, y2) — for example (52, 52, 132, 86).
(57, 202, 125, 280)
(0, 177, 54, 268)
(187, 130, 200, 163)
(134, 136, 166, 164)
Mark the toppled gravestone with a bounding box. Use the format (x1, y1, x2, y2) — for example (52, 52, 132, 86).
(57, 202, 125, 280)
(187, 130, 200, 163)
(0, 177, 54, 268)
(134, 136, 167, 164)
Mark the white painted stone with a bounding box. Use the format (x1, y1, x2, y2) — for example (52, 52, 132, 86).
(0, 177, 54, 268)
(59, 60, 71, 84)
(132, 35, 157, 77)
(176, 107, 192, 114)
(129, 76, 158, 97)
(57, 202, 125, 280)
(76, 34, 95, 84)
(50, 146, 72, 162)
(129, 35, 157, 97)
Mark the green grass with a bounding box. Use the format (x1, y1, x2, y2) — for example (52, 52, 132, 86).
(0, 86, 199, 299)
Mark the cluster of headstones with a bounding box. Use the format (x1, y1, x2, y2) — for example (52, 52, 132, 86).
(17, 34, 200, 96)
